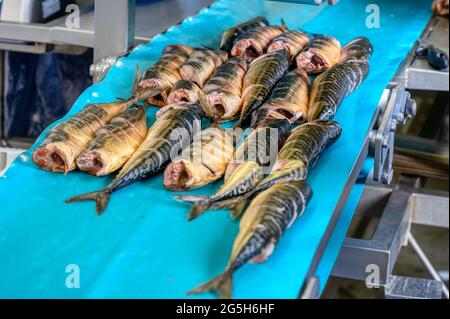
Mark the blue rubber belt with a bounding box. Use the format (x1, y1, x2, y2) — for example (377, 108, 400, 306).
(0, 0, 432, 298)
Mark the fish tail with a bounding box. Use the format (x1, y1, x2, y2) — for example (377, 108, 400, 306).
(187, 270, 232, 299)
(65, 189, 111, 215)
(230, 199, 248, 220)
(172, 194, 212, 221)
(187, 204, 212, 221)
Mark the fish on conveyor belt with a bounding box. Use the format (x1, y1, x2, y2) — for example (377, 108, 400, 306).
(167, 80, 203, 104)
(267, 30, 310, 61)
(220, 16, 270, 52)
(251, 68, 310, 128)
(180, 49, 228, 88)
(308, 37, 373, 121)
(32, 100, 134, 173)
(200, 57, 248, 123)
(164, 127, 234, 191)
(66, 102, 202, 215)
(236, 50, 290, 127)
(76, 107, 147, 176)
(338, 36, 373, 63)
(231, 25, 287, 62)
(248, 120, 342, 197)
(174, 118, 291, 221)
(296, 35, 341, 74)
(137, 44, 194, 107)
(188, 180, 312, 299)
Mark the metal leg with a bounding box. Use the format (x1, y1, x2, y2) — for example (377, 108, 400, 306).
(332, 189, 412, 285)
(94, 0, 136, 63)
(331, 182, 449, 299)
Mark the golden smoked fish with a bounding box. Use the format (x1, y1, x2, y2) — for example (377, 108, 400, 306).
(180, 49, 228, 88)
(66, 102, 202, 214)
(308, 37, 373, 121)
(164, 127, 234, 191)
(188, 180, 312, 299)
(138, 44, 194, 106)
(32, 99, 133, 173)
(220, 17, 270, 52)
(76, 107, 147, 176)
(267, 30, 310, 61)
(237, 50, 290, 127)
(167, 80, 203, 104)
(251, 68, 310, 127)
(296, 35, 341, 73)
(200, 56, 247, 123)
(250, 120, 342, 195)
(174, 118, 291, 221)
(231, 25, 286, 62)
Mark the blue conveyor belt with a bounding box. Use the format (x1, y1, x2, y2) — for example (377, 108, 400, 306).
(0, 0, 432, 298)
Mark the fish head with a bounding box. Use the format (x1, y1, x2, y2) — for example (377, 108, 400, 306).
(340, 37, 373, 62)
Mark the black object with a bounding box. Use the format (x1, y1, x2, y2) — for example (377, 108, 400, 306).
(427, 46, 449, 70)
(415, 43, 449, 70)
(41, 0, 76, 23)
(4, 50, 93, 139)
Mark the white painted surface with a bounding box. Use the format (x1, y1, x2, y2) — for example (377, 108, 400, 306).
(0, 147, 24, 176)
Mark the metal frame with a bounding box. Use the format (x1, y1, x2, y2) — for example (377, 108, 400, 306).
(393, 16, 449, 92)
(93, 0, 135, 63)
(369, 80, 416, 185)
(331, 181, 449, 299)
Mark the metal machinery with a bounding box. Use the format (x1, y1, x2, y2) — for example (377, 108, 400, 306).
(327, 15, 449, 299)
(0, 1, 448, 298)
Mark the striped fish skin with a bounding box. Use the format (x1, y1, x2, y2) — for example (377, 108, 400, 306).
(173, 118, 291, 221)
(167, 79, 203, 104)
(32, 100, 131, 173)
(237, 50, 290, 127)
(231, 25, 286, 62)
(252, 120, 342, 194)
(66, 103, 202, 214)
(180, 49, 228, 88)
(201, 56, 248, 122)
(251, 68, 310, 127)
(267, 30, 311, 61)
(138, 44, 194, 106)
(76, 107, 147, 176)
(188, 180, 312, 299)
(220, 16, 270, 52)
(339, 36, 373, 63)
(307, 58, 370, 121)
(164, 127, 234, 191)
(296, 35, 341, 74)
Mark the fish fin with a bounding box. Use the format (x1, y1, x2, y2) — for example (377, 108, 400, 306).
(66, 190, 111, 215)
(281, 18, 287, 30)
(130, 65, 141, 99)
(187, 270, 232, 299)
(210, 119, 221, 128)
(172, 194, 212, 221)
(230, 199, 248, 220)
(201, 44, 215, 51)
(187, 204, 212, 222)
(198, 90, 210, 112)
